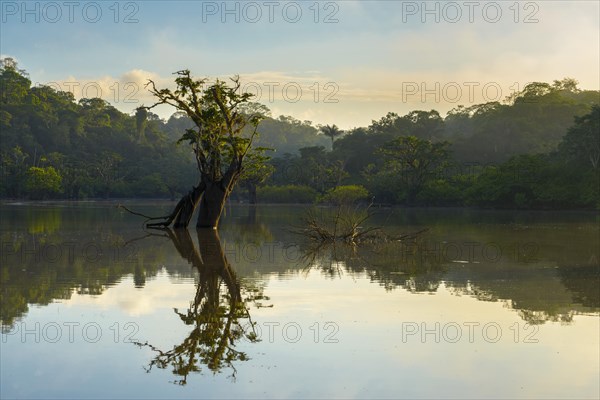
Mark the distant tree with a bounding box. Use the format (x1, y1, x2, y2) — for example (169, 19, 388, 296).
(294, 146, 348, 193)
(0, 58, 31, 105)
(378, 136, 451, 204)
(240, 149, 274, 204)
(331, 127, 391, 177)
(135, 107, 148, 141)
(319, 124, 344, 147)
(552, 78, 580, 93)
(25, 166, 62, 199)
(319, 185, 370, 205)
(254, 115, 328, 155)
(0, 146, 29, 197)
(557, 105, 600, 169)
(94, 151, 126, 198)
(368, 110, 444, 140)
(402, 110, 444, 140)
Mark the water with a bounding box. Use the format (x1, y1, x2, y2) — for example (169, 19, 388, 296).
(1, 202, 598, 399)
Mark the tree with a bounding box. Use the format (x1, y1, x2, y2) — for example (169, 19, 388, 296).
(368, 110, 444, 140)
(378, 136, 451, 204)
(0, 146, 29, 198)
(553, 78, 580, 93)
(557, 105, 600, 169)
(25, 166, 62, 199)
(0, 58, 30, 106)
(94, 151, 126, 198)
(239, 149, 274, 204)
(135, 106, 148, 141)
(319, 185, 370, 205)
(143, 70, 265, 229)
(401, 110, 445, 140)
(319, 124, 344, 147)
(254, 114, 328, 155)
(293, 146, 348, 193)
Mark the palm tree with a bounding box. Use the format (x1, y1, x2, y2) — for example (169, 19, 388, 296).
(319, 124, 344, 148)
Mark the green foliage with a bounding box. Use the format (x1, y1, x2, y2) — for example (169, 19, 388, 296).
(416, 179, 465, 206)
(131, 173, 169, 198)
(25, 166, 62, 199)
(240, 148, 275, 184)
(0, 59, 597, 209)
(451, 80, 598, 164)
(378, 136, 451, 204)
(154, 71, 265, 182)
(465, 155, 542, 208)
(253, 115, 329, 154)
(0, 146, 29, 197)
(257, 185, 318, 203)
(557, 104, 600, 169)
(319, 185, 370, 205)
(319, 124, 344, 146)
(268, 146, 349, 194)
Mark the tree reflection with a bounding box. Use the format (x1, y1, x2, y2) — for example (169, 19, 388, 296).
(135, 228, 260, 385)
(299, 235, 447, 293)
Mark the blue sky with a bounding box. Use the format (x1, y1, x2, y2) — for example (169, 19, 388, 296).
(2, 0, 599, 128)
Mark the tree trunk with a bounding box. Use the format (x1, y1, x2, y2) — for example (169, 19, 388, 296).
(146, 166, 239, 230)
(196, 180, 229, 229)
(196, 165, 240, 229)
(146, 182, 204, 229)
(173, 183, 205, 228)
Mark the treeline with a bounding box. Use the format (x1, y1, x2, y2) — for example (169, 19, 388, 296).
(0, 58, 328, 200)
(1, 58, 599, 208)
(259, 79, 599, 209)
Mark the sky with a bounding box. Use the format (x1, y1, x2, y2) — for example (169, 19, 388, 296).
(1, 0, 599, 129)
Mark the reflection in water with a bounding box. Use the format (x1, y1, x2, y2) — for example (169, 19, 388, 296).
(299, 235, 446, 293)
(558, 264, 600, 308)
(26, 207, 62, 234)
(297, 231, 599, 324)
(134, 229, 260, 385)
(1, 204, 598, 332)
(0, 227, 165, 330)
(1, 204, 598, 399)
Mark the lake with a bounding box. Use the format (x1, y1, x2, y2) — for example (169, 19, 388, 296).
(1, 202, 598, 399)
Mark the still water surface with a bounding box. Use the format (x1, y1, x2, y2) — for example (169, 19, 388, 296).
(1, 202, 598, 399)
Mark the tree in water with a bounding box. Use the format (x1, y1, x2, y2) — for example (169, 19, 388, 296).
(141, 70, 266, 229)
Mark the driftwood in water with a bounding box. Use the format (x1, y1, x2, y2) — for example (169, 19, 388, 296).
(292, 205, 427, 246)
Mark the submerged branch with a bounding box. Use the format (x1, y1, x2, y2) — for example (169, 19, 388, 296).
(117, 204, 178, 229)
(117, 204, 165, 220)
(291, 205, 428, 246)
(118, 203, 179, 229)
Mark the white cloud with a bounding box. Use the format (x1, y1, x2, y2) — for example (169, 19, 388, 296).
(21, 1, 599, 128)
(65, 270, 195, 316)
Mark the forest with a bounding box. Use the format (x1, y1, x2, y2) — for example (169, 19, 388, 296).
(1, 58, 598, 209)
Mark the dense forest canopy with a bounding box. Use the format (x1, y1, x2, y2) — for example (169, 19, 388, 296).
(1, 59, 598, 209)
